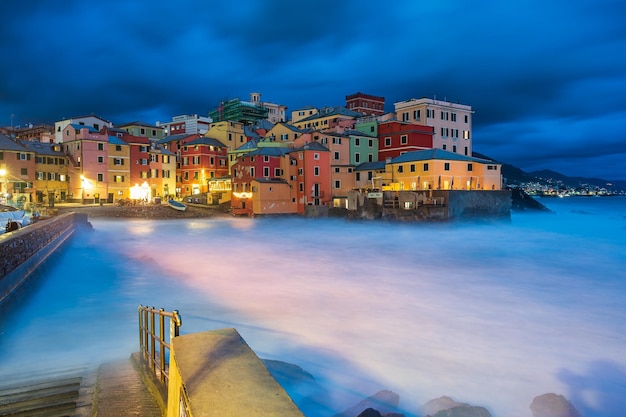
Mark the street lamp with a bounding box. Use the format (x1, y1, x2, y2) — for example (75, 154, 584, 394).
(0, 168, 6, 205)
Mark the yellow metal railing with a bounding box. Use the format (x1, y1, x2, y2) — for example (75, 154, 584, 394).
(138, 305, 182, 386)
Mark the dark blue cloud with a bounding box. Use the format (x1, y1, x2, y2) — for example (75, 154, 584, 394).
(1, 0, 625, 179)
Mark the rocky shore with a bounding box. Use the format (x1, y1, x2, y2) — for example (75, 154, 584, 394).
(52, 202, 231, 220)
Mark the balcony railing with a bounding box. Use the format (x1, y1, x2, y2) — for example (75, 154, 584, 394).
(138, 305, 182, 387)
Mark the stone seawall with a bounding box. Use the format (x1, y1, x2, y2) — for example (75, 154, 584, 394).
(0, 213, 90, 305)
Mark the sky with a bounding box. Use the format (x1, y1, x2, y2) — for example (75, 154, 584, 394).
(1, 0, 625, 180)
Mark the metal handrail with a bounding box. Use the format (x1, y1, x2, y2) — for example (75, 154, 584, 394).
(138, 305, 182, 386)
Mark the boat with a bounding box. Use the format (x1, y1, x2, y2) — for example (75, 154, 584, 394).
(167, 199, 187, 212)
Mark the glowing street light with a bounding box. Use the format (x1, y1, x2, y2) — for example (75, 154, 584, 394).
(0, 168, 6, 204)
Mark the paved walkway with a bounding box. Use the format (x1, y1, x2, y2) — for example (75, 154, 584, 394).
(94, 358, 162, 417)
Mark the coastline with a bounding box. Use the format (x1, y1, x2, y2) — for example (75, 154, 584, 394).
(52, 202, 232, 220)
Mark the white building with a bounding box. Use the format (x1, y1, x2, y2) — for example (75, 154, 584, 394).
(394, 98, 473, 156)
(156, 114, 213, 135)
(54, 114, 113, 143)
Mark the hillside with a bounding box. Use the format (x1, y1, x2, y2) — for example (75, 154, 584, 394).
(472, 152, 626, 194)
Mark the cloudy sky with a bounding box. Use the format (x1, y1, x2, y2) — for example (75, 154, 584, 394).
(1, 0, 625, 179)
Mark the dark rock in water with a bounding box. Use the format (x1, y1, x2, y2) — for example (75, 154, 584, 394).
(261, 359, 329, 415)
(420, 396, 492, 417)
(333, 390, 402, 417)
(510, 188, 551, 212)
(530, 393, 582, 417)
(357, 408, 383, 417)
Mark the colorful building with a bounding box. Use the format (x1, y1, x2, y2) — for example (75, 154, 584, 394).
(346, 92, 386, 116)
(156, 114, 213, 135)
(107, 135, 131, 201)
(21, 141, 69, 205)
(394, 97, 473, 156)
(179, 136, 229, 196)
(117, 121, 165, 141)
(291, 106, 362, 131)
(378, 120, 434, 161)
(0, 135, 35, 206)
(385, 149, 502, 191)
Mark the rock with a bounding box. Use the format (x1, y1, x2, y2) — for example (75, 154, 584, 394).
(420, 396, 492, 417)
(530, 393, 582, 417)
(333, 390, 402, 417)
(357, 409, 383, 417)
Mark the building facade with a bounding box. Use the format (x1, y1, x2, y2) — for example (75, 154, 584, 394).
(394, 98, 473, 156)
(346, 92, 385, 116)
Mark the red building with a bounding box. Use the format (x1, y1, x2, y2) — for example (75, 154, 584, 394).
(377, 121, 434, 161)
(179, 136, 229, 196)
(289, 141, 331, 214)
(231, 147, 290, 216)
(346, 92, 385, 116)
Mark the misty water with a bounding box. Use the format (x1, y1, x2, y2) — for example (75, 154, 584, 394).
(1, 197, 625, 417)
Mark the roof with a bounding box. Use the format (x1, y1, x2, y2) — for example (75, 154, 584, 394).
(243, 126, 263, 139)
(69, 124, 100, 133)
(297, 106, 362, 123)
(289, 141, 329, 153)
(244, 147, 290, 157)
(354, 161, 386, 171)
(253, 178, 289, 184)
(0, 135, 28, 152)
(236, 138, 261, 151)
(19, 141, 65, 156)
(391, 148, 489, 164)
(344, 129, 376, 138)
(185, 136, 227, 148)
(117, 121, 160, 128)
(108, 135, 127, 145)
(157, 133, 198, 144)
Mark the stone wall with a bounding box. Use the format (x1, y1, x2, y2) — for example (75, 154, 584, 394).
(0, 213, 89, 305)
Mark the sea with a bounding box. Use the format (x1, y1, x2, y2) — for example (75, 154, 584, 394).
(0, 196, 624, 417)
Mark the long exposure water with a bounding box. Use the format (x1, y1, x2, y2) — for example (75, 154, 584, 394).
(1, 196, 625, 417)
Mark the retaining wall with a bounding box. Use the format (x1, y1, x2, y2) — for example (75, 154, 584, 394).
(0, 213, 90, 305)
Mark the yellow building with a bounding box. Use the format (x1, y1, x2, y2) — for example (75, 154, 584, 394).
(21, 141, 69, 205)
(107, 136, 131, 201)
(385, 149, 502, 191)
(264, 122, 303, 144)
(205, 121, 246, 167)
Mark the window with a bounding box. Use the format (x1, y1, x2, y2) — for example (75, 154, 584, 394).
(464, 115, 469, 123)
(281, 133, 288, 141)
(314, 153, 320, 160)
(453, 145, 457, 153)
(98, 143, 104, 151)
(141, 158, 148, 165)
(334, 167, 340, 173)
(400, 135, 408, 145)
(368, 154, 373, 162)
(298, 168, 303, 175)
(464, 147, 468, 156)
(368, 139, 373, 148)
(402, 112, 409, 122)
(423, 163, 429, 171)
(140, 128, 145, 135)
(299, 182, 304, 192)
(194, 171, 199, 180)
(264, 156, 270, 162)
(97, 173, 104, 182)
(463, 130, 470, 139)
(163, 170, 170, 178)
(398, 165, 404, 173)
(274, 168, 281, 176)
(385, 137, 391, 146)
(468, 163, 473, 171)
(442, 144, 447, 150)
(114, 175, 125, 183)
(193, 156, 200, 165)
(413, 109, 421, 121)
(427, 109, 435, 118)
(444, 163, 450, 171)
(314, 166, 320, 176)
(183, 157, 188, 166)
(116, 145, 122, 151)
(410, 164, 415, 172)
(21, 168, 27, 175)
(36, 172, 45, 180)
(250, 167, 255, 177)
(355, 153, 360, 163)
(355, 138, 360, 146)
(332, 137, 341, 144)
(334, 151, 340, 160)
(334, 180, 341, 189)
(263, 167, 269, 177)
(441, 128, 449, 138)
(97, 156, 104, 163)
(451, 113, 457, 122)
(356, 172, 361, 181)
(184, 172, 189, 180)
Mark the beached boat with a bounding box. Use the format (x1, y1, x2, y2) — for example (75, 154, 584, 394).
(167, 199, 187, 212)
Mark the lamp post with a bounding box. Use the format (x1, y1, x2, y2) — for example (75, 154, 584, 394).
(0, 168, 6, 205)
